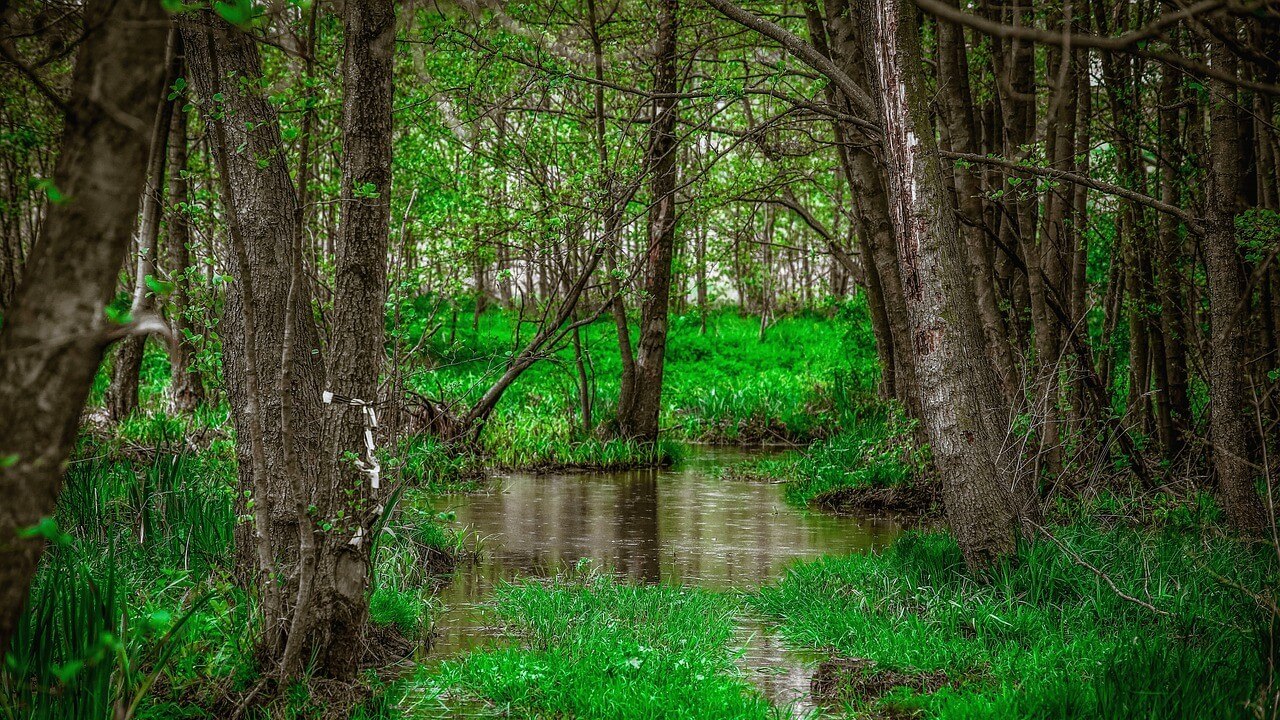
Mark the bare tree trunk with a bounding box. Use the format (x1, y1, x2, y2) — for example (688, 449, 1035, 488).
(619, 0, 679, 441)
(935, 0, 1018, 405)
(1155, 65, 1189, 459)
(0, 0, 168, 655)
(867, 0, 1022, 567)
(696, 221, 708, 334)
(586, 0, 637, 429)
(810, 0, 922, 418)
(306, 0, 397, 678)
(166, 51, 205, 414)
(107, 30, 182, 421)
(1206, 33, 1267, 533)
(180, 7, 327, 664)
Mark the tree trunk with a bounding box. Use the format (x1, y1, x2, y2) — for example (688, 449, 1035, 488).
(619, 0, 678, 441)
(812, 0, 922, 419)
(0, 0, 168, 655)
(867, 0, 1022, 567)
(107, 30, 183, 422)
(1206, 34, 1267, 533)
(307, 0, 397, 678)
(180, 7, 327, 666)
(934, 0, 1018, 406)
(167, 67, 206, 414)
(1155, 65, 1189, 459)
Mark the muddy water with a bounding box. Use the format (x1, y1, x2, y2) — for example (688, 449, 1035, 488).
(426, 447, 903, 714)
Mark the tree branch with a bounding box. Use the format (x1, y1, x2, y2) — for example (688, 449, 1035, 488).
(701, 0, 881, 130)
(941, 151, 1205, 235)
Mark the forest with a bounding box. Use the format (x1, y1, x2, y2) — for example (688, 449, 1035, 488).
(0, 0, 1278, 717)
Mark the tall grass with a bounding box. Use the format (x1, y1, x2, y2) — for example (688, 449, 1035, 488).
(400, 301, 880, 463)
(1, 444, 241, 720)
(751, 523, 1271, 719)
(3, 434, 467, 718)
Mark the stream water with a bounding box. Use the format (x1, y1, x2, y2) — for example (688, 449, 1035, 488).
(424, 447, 903, 715)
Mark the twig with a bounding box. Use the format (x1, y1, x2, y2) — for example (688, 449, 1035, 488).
(1028, 520, 1173, 617)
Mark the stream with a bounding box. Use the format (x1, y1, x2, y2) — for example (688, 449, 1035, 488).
(424, 447, 904, 715)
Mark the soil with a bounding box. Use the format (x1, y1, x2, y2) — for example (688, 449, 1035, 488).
(815, 483, 941, 516)
(811, 656, 952, 714)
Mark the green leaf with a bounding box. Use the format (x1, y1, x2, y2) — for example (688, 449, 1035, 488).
(105, 305, 132, 325)
(51, 660, 84, 683)
(214, 0, 256, 28)
(35, 179, 66, 204)
(0, 454, 18, 468)
(161, 0, 202, 13)
(145, 274, 175, 296)
(18, 517, 73, 547)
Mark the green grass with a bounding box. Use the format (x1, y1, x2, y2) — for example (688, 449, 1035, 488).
(2, 436, 469, 719)
(750, 522, 1272, 719)
(723, 410, 926, 509)
(418, 573, 780, 719)
(401, 299, 881, 461)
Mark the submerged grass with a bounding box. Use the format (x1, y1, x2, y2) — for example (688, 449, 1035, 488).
(750, 522, 1272, 719)
(419, 574, 779, 719)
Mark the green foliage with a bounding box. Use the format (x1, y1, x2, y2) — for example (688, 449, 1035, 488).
(723, 407, 925, 509)
(421, 575, 780, 719)
(399, 303, 876, 472)
(751, 524, 1271, 719)
(1, 444, 247, 720)
(4, 432, 465, 718)
(369, 587, 431, 637)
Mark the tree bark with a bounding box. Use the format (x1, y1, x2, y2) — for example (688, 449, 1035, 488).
(866, 0, 1023, 567)
(179, 7, 327, 665)
(1206, 33, 1267, 533)
(166, 66, 206, 415)
(107, 30, 183, 422)
(619, 0, 679, 441)
(1155, 63, 1189, 459)
(935, 0, 1019, 406)
(307, 0, 397, 678)
(0, 0, 168, 655)
(811, 0, 922, 419)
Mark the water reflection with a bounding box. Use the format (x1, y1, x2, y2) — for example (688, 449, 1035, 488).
(426, 447, 903, 713)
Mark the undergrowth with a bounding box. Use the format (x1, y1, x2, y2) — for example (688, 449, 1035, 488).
(400, 300, 881, 458)
(724, 409, 928, 512)
(751, 521, 1273, 719)
(417, 573, 780, 719)
(1, 435, 466, 719)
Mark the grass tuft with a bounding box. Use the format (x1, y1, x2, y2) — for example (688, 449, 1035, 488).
(750, 523, 1271, 719)
(421, 574, 781, 719)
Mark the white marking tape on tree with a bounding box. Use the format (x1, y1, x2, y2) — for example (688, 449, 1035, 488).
(322, 390, 381, 491)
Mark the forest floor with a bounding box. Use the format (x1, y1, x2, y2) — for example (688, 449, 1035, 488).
(3, 306, 1274, 719)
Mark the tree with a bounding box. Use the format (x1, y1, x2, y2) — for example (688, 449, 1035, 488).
(165, 64, 206, 415)
(107, 34, 184, 421)
(863, 0, 1023, 566)
(179, 0, 396, 678)
(618, 0, 680, 441)
(1205, 30, 1267, 533)
(706, 0, 1025, 566)
(0, 0, 169, 654)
